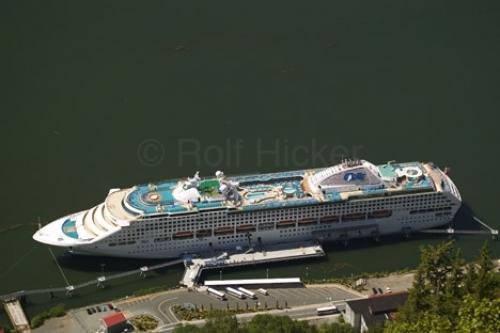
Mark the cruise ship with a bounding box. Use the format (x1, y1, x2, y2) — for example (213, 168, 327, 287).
(33, 160, 462, 258)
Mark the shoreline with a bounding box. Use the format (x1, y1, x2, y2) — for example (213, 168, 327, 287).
(27, 257, 500, 332)
(30, 269, 414, 332)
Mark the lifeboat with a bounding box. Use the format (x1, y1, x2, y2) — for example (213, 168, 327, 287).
(172, 231, 194, 240)
(276, 220, 296, 228)
(342, 213, 366, 222)
(196, 229, 212, 238)
(236, 224, 256, 233)
(214, 226, 234, 235)
(368, 209, 392, 219)
(298, 218, 317, 225)
(319, 215, 339, 224)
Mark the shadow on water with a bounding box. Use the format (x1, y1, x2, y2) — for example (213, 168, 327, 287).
(57, 252, 171, 274)
(451, 202, 484, 230)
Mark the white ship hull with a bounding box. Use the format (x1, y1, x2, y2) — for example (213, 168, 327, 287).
(33, 161, 462, 258)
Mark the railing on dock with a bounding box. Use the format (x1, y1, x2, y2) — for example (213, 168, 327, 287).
(0, 258, 183, 302)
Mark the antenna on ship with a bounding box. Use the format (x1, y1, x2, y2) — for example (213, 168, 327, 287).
(216, 170, 241, 205)
(184, 171, 201, 189)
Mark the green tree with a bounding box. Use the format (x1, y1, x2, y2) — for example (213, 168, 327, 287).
(385, 312, 452, 333)
(393, 240, 499, 332)
(204, 310, 239, 333)
(456, 295, 500, 333)
(366, 323, 384, 333)
(398, 241, 467, 323)
(317, 322, 356, 333)
(398, 267, 429, 322)
(441, 247, 465, 318)
(173, 323, 202, 333)
(245, 314, 313, 333)
(472, 242, 498, 300)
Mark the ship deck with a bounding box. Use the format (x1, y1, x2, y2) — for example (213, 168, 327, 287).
(125, 162, 435, 216)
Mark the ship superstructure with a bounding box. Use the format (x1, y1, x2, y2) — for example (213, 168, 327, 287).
(33, 160, 462, 258)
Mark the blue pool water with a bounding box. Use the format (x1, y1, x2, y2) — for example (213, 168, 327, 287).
(62, 219, 78, 239)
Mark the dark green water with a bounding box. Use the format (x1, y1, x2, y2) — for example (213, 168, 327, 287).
(1, 0, 500, 326)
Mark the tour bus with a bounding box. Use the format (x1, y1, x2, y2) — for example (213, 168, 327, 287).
(226, 287, 246, 299)
(237, 287, 257, 299)
(316, 305, 339, 316)
(207, 287, 226, 300)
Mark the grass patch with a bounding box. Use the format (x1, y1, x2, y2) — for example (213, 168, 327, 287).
(132, 285, 178, 297)
(30, 303, 66, 328)
(304, 268, 413, 291)
(172, 300, 283, 321)
(130, 314, 158, 331)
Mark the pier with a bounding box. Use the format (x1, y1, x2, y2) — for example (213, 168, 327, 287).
(0, 258, 184, 331)
(0, 244, 325, 330)
(416, 216, 498, 239)
(3, 298, 30, 333)
(180, 242, 325, 288)
(0, 258, 184, 303)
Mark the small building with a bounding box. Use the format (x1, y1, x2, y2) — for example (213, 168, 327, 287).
(204, 277, 303, 289)
(100, 312, 127, 333)
(345, 292, 408, 332)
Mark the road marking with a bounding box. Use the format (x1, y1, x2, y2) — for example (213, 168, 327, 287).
(157, 298, 179, 323)
(168, 305, 178, 322)
(305, 288, 327, 299)
(275, 289, 296, 299)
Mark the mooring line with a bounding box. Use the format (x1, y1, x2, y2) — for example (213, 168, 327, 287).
(0, 246, 36, 280)
(473, 216, 495, 232)
(48, 247, 70, 287)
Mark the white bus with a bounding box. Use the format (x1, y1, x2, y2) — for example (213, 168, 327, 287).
(207, 287, 226, 300)
(226, 287, 246, 299)
(316, 305, 339, 316)
(237, 287, 257, 299)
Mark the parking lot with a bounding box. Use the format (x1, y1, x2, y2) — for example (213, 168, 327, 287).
(122, 285, 358, 325)
(50, 284, 360, 332)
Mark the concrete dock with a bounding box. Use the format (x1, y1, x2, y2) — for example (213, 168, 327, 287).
(3, 298, 31, 332)
(180, 243, 325, 288)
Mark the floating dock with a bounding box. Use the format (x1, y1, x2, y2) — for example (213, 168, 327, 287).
(3, 298, 30, 332)
(180, 242, 325, 288)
